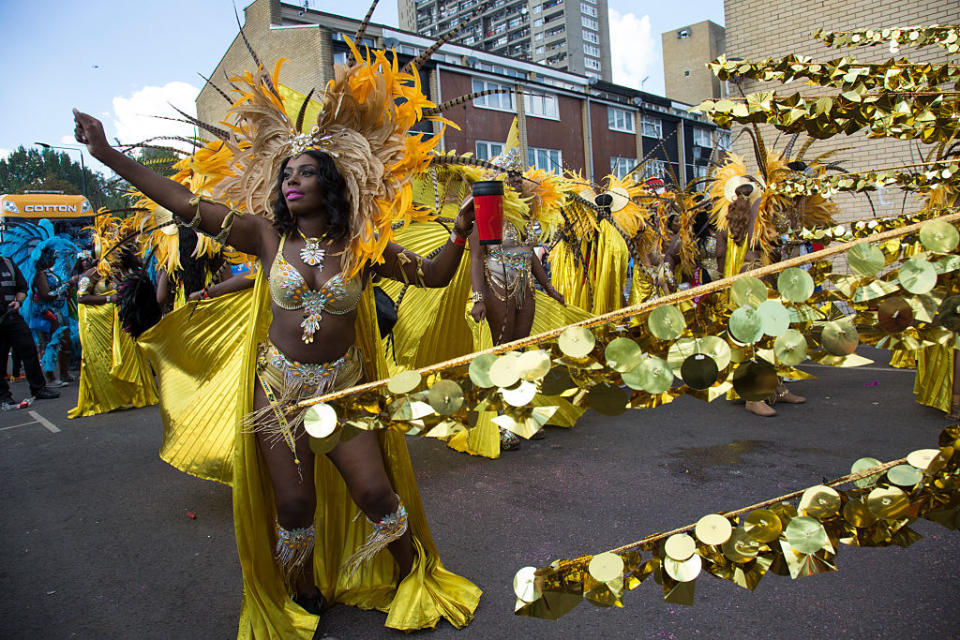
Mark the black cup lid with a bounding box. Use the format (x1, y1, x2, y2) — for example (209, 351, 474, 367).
(472, 180, 504, 196)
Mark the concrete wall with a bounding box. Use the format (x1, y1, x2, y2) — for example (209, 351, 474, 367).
(663, 20, 726, 106)
(724, 0, 960, 223)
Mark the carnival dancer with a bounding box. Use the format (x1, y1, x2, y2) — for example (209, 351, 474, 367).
(73, 39, 481, 636)
(385, 121, 589, 455)
(550, 172, 648, 315)
(709, 144, 836, 416)
(68, 216, 159, 418)
(27, 243, 78, 387)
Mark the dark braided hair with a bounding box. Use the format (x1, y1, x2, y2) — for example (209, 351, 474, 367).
(272, 150, 351, 239)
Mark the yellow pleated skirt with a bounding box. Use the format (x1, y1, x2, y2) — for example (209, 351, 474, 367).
(139, 271, 481, 637)
(68, 301, 158, 418)
(914, 344, 953, 414)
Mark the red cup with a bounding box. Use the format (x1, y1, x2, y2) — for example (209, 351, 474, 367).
(472, 181, 504, 245)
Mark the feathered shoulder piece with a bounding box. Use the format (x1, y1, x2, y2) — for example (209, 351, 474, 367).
(88, 209, 122, 278)
(523, 168, 563, 242)
(708, 153, 751, 232)
(213, 39, 454, 278)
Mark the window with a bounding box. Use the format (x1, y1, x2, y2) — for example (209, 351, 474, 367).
(535, 45, 545, 54)
(584, 57, 601, 71)
(527, 146, 563, 173)
(580, 2, 597, 17)
(610, 156, 637, 179)
(584, 43, 601, 57)
(642, 159, 668, 179)
(533, 17, 544, 27)
(475, 140, 505, 161)
(532, 3, 541, 12)
(695, 164, 710, 178)
(684, 70, 690, 76)
(472, 78, 514, 111)
(333, 51, 349, 66)
(583, 29, 599, 44)
(534, 31, 544, 41)
(693, 127, 713, 148)
(641, 115, 663, 138)
(581, 16, 598, 29)
(607, 106, 635, 133)
(524, 91, 558, 119)
(677, 29, 690, 38)
(718, 130, 732, 151)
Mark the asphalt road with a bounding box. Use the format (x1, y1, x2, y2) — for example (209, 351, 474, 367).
(2, 348, 959, 640)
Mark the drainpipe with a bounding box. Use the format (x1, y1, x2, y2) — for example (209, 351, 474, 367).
(583, 95, 594, 181)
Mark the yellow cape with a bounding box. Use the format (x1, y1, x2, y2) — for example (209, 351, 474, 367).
(139, 270, 481, 636)
(68, 296, 158, 419)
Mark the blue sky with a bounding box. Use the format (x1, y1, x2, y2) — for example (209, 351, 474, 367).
(0, 0, 723, 175)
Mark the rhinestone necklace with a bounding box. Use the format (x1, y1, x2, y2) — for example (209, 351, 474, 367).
(297, 227, 327, 268)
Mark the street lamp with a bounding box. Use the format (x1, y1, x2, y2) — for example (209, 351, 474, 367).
(34, 142, 87, 199)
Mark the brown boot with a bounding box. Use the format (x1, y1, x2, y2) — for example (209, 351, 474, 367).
(775, 384, 805, 404)
(746, 400, 776, 417)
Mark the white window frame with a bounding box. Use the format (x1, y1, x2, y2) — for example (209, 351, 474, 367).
(642, 159, 668, 179)
(693, 127, 713, 148)
(475, 140, 505, 161)
(641, 115, 663, 139)
(718, 130, 732, 150)
(610, 156, 637, 179)
(581, 16, 598, 30)
(584, 57, 601, 71)
(472, 78, 515, 112)
(580, 2, 597, 17)
(583, 29, 599, 44)
(583, 43, 601, 57)
(527, 146, 563, 173)
(523, 91, 559, 120)
(607, 106, 635, 133)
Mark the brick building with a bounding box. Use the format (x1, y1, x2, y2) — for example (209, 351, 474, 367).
(197, 0, 720, 185)
(662, 20, 726, 105)
(397, 0, 613, 81)
(724, 0, 960, 222)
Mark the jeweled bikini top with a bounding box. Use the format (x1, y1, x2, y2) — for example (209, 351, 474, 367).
(268, 234, 362, 343)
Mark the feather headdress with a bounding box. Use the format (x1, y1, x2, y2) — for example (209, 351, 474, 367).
(212, 40, 454, 279)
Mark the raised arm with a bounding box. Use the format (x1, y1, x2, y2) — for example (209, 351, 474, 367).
(372, 197, 474, 287)
(73, 110, 270, 256)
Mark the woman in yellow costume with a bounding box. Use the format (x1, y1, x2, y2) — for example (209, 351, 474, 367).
(385, 121, 590, 455)
(68, 214, 159, 418)
(73, 32, 480, 638)
(709, 134, 837, 417)
(551, 172, 648, 315)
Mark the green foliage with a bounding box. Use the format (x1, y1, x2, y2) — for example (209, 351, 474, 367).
(0, 145, 126, 209)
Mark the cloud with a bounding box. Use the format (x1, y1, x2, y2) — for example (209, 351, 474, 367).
(111, 82, 200, 148)
(609, 10, 658, 92)
(0, 148, 11, 160)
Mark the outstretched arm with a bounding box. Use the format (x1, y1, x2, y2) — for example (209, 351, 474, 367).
(372, 197, 475, 287)
(73, 110, 270, 256)
(188, 270, 257, 300)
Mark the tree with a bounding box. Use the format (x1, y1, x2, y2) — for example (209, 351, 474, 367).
(0, 146, 126, 209)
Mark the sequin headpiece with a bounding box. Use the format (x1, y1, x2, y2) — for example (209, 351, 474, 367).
(490, 118, 524, 173)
